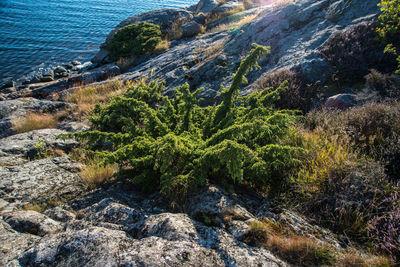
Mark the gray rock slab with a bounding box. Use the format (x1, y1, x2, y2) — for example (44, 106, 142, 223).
(0, 156, 84, 206)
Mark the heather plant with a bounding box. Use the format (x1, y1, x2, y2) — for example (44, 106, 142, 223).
(320, 20, 396, 85)
(364, 69, 400, 99)
(304, 102, 400, 182)
(107, 22, 162, 61)
(291, 126, 390, 242)
(297, 102, 400, 243)
(369, 187, 400, 262)
(253, 69, 323, 113)
(69, 44, 304, 204)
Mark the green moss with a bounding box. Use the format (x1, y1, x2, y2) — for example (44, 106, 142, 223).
(107, 22, 162, 61)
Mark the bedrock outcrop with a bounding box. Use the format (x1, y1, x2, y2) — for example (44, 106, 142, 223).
(90, 0, 380, 103)
(0, 0, 385, 265)
(1, 0, 381, 103)
(3, 178, 344, 266)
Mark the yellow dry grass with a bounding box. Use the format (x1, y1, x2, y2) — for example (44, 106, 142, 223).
(244, 219, 394, 267)
(244, 219, 335, 266)
(154, 39, 170, 52)
(209, 13, 259, 33)
(337, 252, 392, 267)
(292, 129, 356, 192)
(67, 79, 128, 117)
(192, 40, 226, 70)
(13, 112, 59, 133)
(79, 164, 118, 189)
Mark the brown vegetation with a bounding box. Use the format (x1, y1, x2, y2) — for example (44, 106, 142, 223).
(67, 79, 128, 117)
(13, 112, 59, 133)
(79, 164, 118, 189)
(243, 219, 392, 266)
(243, 220, 336, 266)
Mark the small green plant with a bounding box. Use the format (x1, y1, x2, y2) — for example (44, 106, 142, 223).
(69, 43, 304, 204)
(377, 0, 400, 73)
(107, 22, 162, 61)
(33, 139, 50, 159)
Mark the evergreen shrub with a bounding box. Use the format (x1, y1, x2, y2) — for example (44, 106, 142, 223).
(107, 22, 162, 61)
(70, 44, 304, 204)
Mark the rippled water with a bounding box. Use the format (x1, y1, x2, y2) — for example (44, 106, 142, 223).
(0, 0, 198, 80)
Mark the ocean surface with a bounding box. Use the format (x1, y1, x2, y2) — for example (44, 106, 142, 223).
(0, 0, 198, 81)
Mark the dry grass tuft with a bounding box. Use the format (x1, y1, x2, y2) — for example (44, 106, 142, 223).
(267, 234, 336, 266)
(192, 40, 226, 69)
(337, 252, 392, 267)
(67, 79, 128, 117)
(80, 164, 118, 189)
(205, 5, 246, 27)
(155, 39, 170, 52)
(292, 130, 356, 192)
(13, 112, 59, 133)
(243, 219, 336, 266)
(209, 13, 259, 33)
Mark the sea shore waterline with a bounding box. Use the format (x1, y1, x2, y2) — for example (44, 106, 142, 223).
(0, 0, 197, 80)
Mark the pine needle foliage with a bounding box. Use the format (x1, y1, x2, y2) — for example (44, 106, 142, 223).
(69, 43, 304, 203)
(107, 22, 162, 61)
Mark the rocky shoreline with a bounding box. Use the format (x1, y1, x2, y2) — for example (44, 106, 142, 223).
(1, 0, 397, 266)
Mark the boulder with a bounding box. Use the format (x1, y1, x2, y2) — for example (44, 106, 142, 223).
(53, 66, 69, 78)
(213, 0, 243, 14)
(0, 79, 14, 91)
(139, 213, 199, 241)
(31, 63, 120, 98)
(186, 185, 254, 224)
(325, 93, 357, 109)
(278, 210, 342, 248)
(182, 21, 203, 37)
(196, 0, 220, 13)
(195, 223, 286, 266)
(40, 69, 54, 82)
(56, 121, 90, 133)
(3, 210, 62, 236)
(194, 13, 207, 24)
(44, 206, 76, 223)
(102, 8, 193, 46)
(91, 48, 110, 64)
(82, 198, 144, 229)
